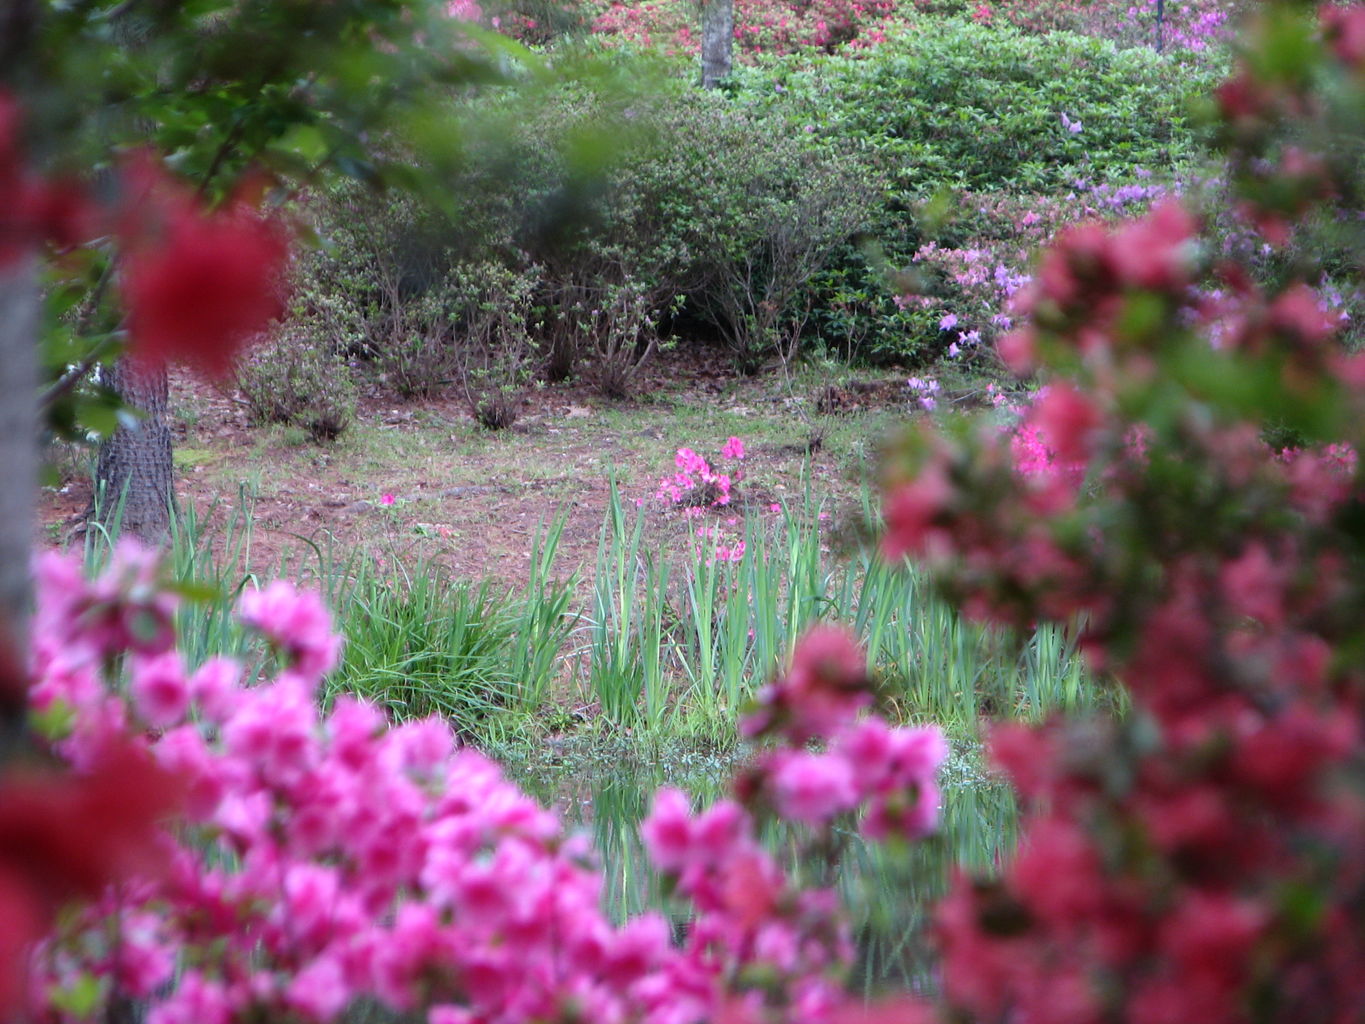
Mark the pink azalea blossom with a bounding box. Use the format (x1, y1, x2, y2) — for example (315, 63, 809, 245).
(189, 656, 242, 723)
(145, 972, 233, 1024)
(129, 651, 190, 727)
(24, 546, 947, 1024)
(770, 751, 859, 824)
(237, 581, 342, 681)
(641, 788, 694, 872)
(444, 0, 481, 20)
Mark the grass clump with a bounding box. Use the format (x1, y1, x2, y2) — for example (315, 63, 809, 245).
(325, 569, 522, 727)
(580, 482, 1105, 742)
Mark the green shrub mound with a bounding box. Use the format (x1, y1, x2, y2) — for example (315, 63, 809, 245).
(710, 22, 1221, 363)
(733, 19, 1219, 197)
(238, 325, 359, 442)
(276, 28, 1223, 380)
(288, 66, 881, 382)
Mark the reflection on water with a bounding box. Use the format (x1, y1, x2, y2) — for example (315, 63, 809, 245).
(508, 747, 1018, 997)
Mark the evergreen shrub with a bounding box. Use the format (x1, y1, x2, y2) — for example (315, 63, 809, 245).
(238, 328, 359, 441)
(733, 20, 1219, 196)
(296, 68, 881, 380)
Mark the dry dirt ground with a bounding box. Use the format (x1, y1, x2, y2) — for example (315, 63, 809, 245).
(40, 347, 932, 591)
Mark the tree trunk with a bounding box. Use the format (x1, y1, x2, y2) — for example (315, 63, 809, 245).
(93, 359, 175, 544)
(0, 256, 39, 657)
(701, 0, 733, 89)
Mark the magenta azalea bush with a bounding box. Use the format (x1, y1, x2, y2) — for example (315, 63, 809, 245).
(588, 0, 899, 57)
(581, 0, 1249, 58)
(876, 5, 1365, 1021)
(656, 439, 746, 511)
(23, 544, 944, 1024)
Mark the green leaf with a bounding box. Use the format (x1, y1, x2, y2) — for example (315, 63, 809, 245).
(47, 972, 104, 1018)
(75, 400, 122, 439)
(168, 579, 222, 604)
(30, 699, 76, 742)
(276, 123, 331, 165)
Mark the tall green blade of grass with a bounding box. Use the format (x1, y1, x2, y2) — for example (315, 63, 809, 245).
(788, 499, 827, 632)
(677, 532, 721, 722)
(506, 510, 579, 711)
(589, 479, 650, 727)
(718, 540, 752, 714)
(640, 551, 671, 730)
(744, 504, 789, 687)
(165, 484, 259, 667)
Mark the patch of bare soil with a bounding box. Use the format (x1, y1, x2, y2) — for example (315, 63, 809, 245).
(38, 347, 919, 592)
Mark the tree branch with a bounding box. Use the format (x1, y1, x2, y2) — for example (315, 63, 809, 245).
(39, 330, 121, 413)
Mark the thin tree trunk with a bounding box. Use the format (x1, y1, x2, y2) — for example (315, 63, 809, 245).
(0, 256, 39, 656)
(93, 358, 175, 544)
(701, 0, 733, 89)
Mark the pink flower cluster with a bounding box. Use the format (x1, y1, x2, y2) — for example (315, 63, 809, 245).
(1006, 383, 1097, 495)
(445, 0, 482, 21)
(639, 789, 853, 1021)
(694, 523, 747, 564)
(997, 199, 1201, 374)
(879, 11, 1365, 1017)
(899, 180, 1173, 355)
(590, 0, 897, 57)
(738, 626, 948, 838)
(441, 0, 549, 43)
(656, 438, 745, 509)
(906, 240, 1034, 350)
(978, 0, 1248, 51)
(906, 376, 941, 412)
(29, 556, 662, 1023)
(642, 627, 948, 1018)
(752, 718, 947, 838)
(237, 579, 342, 680)
(22, 547, 945, 1024)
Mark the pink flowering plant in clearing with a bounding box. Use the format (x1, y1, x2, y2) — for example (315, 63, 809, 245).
(22, 542, 946, 1024)
(656, 438, 753, 566)
(657, 437, 746, 510)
